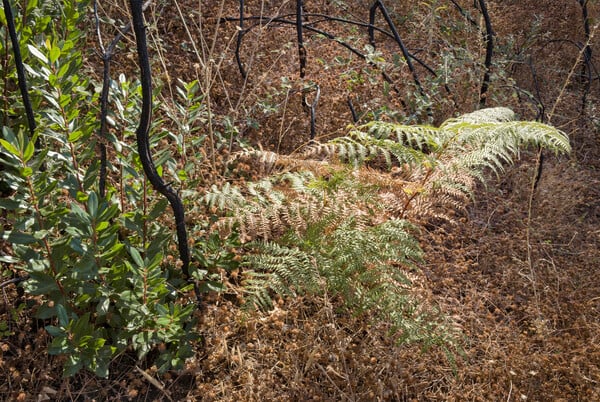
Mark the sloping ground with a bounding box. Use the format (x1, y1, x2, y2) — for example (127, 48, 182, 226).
(183, 161, 600, 401)
(421, 160, 600, 400)
(2, 159, 599, 400)
(2, 0, 600, 400)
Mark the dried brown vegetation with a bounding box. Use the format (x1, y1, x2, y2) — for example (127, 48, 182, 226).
(2, 0, 600, 400)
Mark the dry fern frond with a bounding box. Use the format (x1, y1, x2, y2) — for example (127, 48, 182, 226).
(320, 107, 570, 223)
(202, 170, 378, 242)
(229, 148, 334, 178)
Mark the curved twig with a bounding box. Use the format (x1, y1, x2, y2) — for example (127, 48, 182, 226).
(229, 16, 404, 101)
(369, 0, 430, 114)
(129, 0, 192, 281)
(0, 275, 29, 288)
(94, 0, 151, 198)
(225, 13, 445, 85)
(527, 57, 545, 122)
(302, 84, 320, 139)
(578, 0, 592, 114)
(542, 38, 600, 83)
(529, 57, 545, 191)
(369, 1, 425, 92)
(347, 96, 359, 123)
(94, 0, 110, 198)
(449, 0, 478, 27)
(236, 0, 247, 79)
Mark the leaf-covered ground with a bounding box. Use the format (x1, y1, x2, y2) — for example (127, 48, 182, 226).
(2, 0, 600, 400)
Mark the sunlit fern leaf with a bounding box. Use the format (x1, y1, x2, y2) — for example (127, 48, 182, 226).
(243, 241, 318, 310)
(361, 121, 440, 151)
(203, 182, 246, 210)
(354, 107, 570, 166)
(328, 130, 428, 169)
(333, 107, 570, 221)
(282, 171, 316, 191)
(442, 106, 516, 127)
(315, 218, 423, 315)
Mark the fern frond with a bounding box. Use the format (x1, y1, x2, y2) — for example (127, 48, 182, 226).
(243, 241, 318, 310)
(228, 148, 280, 176)
(214, 166, 390, 241)
(203, 182, 246, 210)
(361, 121, 441, 151)
(195, 107, 568, 356)
(336, 107, 570, 222)
(442, 106, 516, 126)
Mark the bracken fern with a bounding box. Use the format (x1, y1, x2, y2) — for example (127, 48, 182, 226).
(198, 107, 569, 353)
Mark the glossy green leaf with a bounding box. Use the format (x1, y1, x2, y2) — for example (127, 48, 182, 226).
(56, 304, 69, 328)
(97, 298, 110, 315)
(96, 221, 109, 232)
(23, 137, 36, 163)
(128, 247, 144, 267)
(0, 198, 23, 210)
(63, 357, 83, 377)
(20, 167, 33, 177)
(49, 44, 60, 64)
(26, 272, 59, 295)
(33, 230, 49, 240)
(27, 44, 48, 64)
(68, 130, 83, 142)
(25, 0, 38, 14)
(45, 325, 64, 337)
(1, 230, 37, 244)
(0, 139, 20, 157)
(87, 192, 98, 219)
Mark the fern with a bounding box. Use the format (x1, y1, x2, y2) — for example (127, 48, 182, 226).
(242, 241, 318, 310)
(318, 107, 570, 220)
(305, 130, 428, 168)
(315, 218, 421, 312)
(203, 182, 246, 210)
(193, 107, 568, 357)
(203, 169, 379, 241)
(241, 211, 442, 342)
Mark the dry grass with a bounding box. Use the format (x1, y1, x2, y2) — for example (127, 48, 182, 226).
(2, 0, 600, 400)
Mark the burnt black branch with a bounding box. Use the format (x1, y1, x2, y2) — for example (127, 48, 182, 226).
(477, 0, 494, 107)
(2, 0, 37, 140)
(128, 0, 192, 281)
(528, 57, 545, 123)
(236, 0, 247, 79)
(347, 96, 359, 123)
(225, 13, 444, 87)
(94, 0, 151, 197)
(448, 0, 478, 27)
(543, 39, 600, 83)
(296, 0, 307, 78)
(302, 84, 320, 139)
(578, 0, 592, 114)
(227, 16, 404, 100)
(369, 0, 430, 114)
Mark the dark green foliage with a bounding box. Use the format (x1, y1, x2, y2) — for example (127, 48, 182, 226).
(0, 0, 200, 377)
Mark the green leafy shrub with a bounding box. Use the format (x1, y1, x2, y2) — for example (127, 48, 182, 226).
(0, 1, 201, 377)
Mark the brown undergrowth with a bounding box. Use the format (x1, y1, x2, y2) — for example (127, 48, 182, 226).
(2, 0, 600, 400)
(4, 158, 599, 401)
